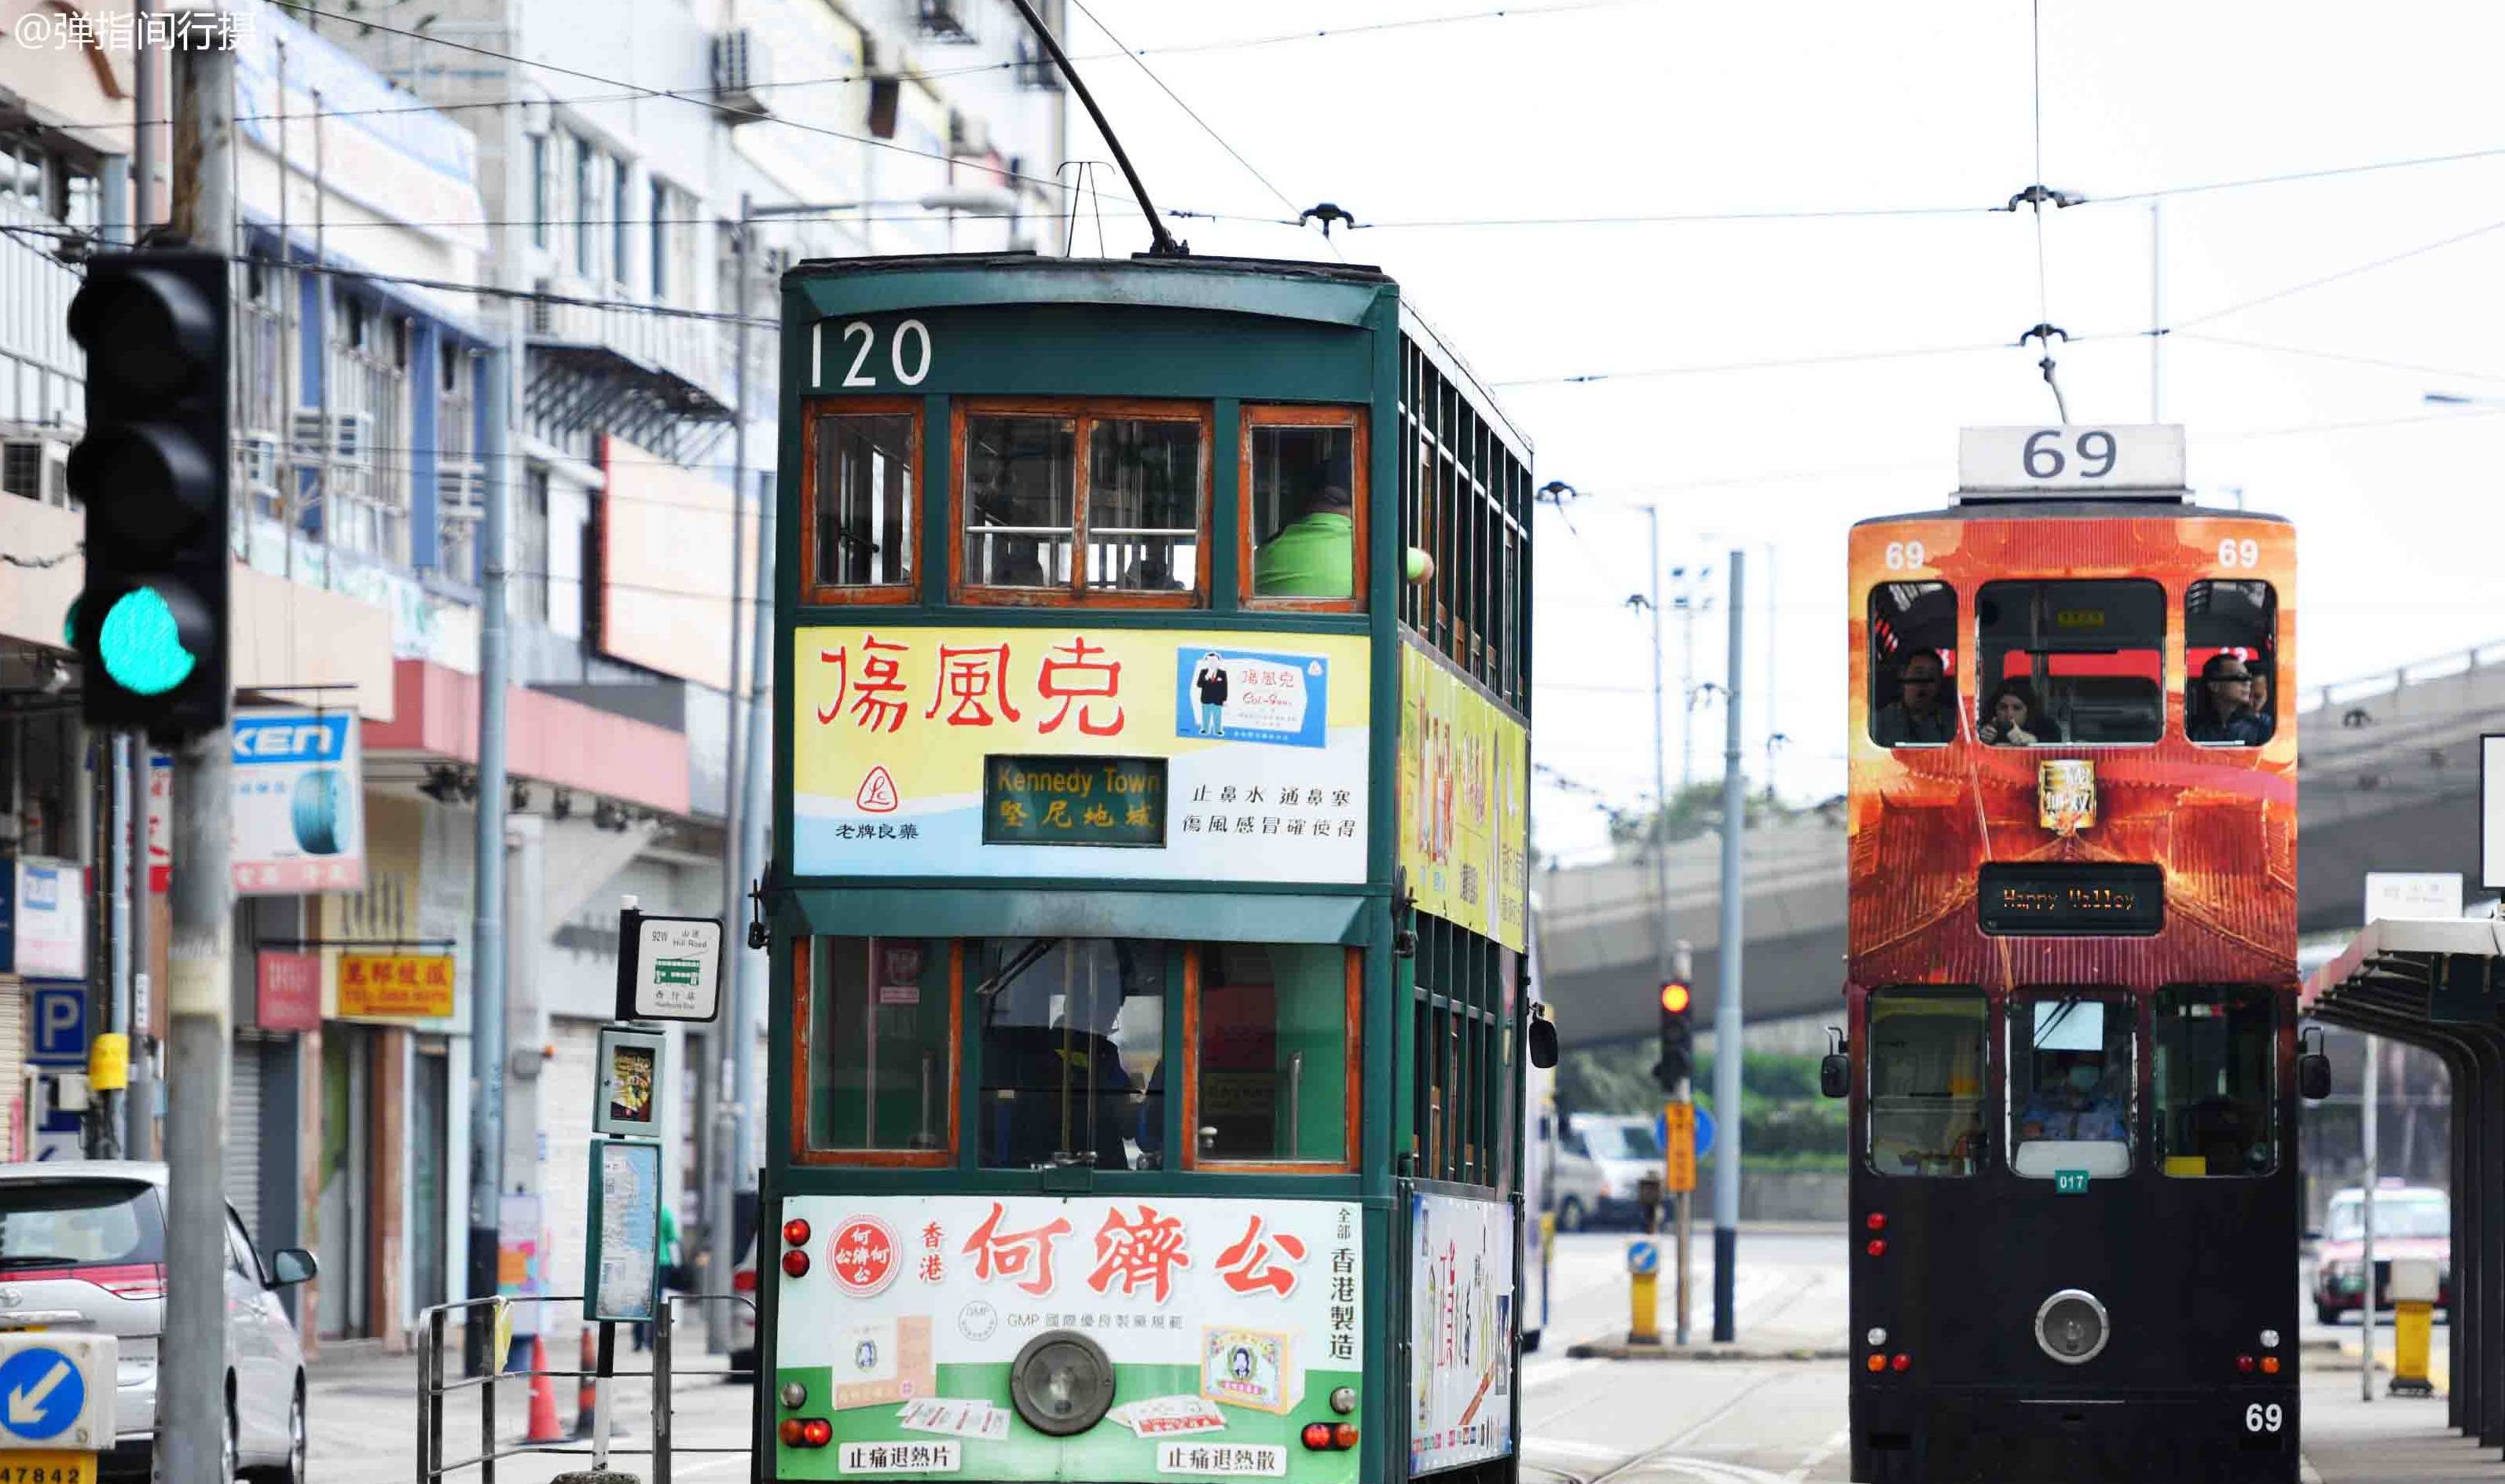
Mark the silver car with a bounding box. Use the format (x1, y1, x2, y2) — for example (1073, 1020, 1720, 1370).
(0, 1161, 314, 1482)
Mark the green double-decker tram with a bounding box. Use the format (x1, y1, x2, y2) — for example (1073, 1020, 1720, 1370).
(757, 251, 1550, 1484)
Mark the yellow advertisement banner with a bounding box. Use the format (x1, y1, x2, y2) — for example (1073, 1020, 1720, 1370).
(338, 953, 457, 1020)
(1398, 643, 1528, 951)
(792, 626, 1371, 883)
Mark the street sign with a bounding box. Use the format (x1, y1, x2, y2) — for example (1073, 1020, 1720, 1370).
(585, 1138, 663, 1324)
(613, 908, 725, 1023)
(1, 860, 86, 980)
(1663, 1102, 1696, 1193)
(1957, 425, 2185, 494)
(1626, 1240, 1660, 1276)
(26, 984, 85, 1067)
(2365, 871, 2463, 924)
(1692, 1105, 1717, 1160)
(0, 1334, 114, 1451)
(2054, 1170, 2090, 1196)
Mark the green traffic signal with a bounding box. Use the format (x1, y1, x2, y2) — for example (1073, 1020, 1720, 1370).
(97, 586, 199, 696)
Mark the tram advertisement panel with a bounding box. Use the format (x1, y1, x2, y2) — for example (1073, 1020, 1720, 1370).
(792, 627, 1370, 883)
(1396, 643, 1529, 951)
(1407, 1193, 1515, 1475)
(775, 1194, 1361, 1482)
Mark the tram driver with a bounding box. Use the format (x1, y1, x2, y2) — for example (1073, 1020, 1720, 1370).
(2018, 1050, 2127, 1142)
(1871, 650, 1956, 746)
(1252, 455, 1436, 598)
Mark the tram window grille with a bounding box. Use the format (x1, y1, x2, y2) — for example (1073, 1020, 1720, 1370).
(955, 403, 1212, 603)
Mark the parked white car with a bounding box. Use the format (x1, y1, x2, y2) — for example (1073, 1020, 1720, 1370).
(0, 1161, 315, 1483)
(1553, 1115, 1669, 1231)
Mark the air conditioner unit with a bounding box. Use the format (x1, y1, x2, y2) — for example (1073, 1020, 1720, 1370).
(530, 281, 558, 336)
(918, 0, 975, 43)
(436, 463, 486, 522)
(288, 410, 375, 469)
(710, 29, 770, 119)
(0, 433, 71, 507)
(237, 433, 281, 489)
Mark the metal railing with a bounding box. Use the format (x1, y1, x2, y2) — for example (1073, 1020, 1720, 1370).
(416, 1291, 758, 1483)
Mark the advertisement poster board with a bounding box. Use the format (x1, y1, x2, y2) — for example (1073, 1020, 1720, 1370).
(1, 858, 86, 980)
(585, 1138, 662, 1324)
(1407, 1193, 1515, 1476)
(231, 709, 365, 895)
(791, 628, 1370, 884)
(772, 1195, 1361, 1482)
(1397, 643, 1529, 951)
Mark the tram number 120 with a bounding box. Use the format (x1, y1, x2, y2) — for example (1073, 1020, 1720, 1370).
(2243, 1402, 2284, 1434)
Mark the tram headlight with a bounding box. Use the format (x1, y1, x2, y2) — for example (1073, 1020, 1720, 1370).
(779, 1380, 809, 1410)
(1329, 1387, 1358, 1415)
(2034, 1289, 2110, 1365)
(1009, 1330, 1117, 1437)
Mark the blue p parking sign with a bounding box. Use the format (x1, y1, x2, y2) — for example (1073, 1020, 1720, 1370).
(28, 984, 84, 1067)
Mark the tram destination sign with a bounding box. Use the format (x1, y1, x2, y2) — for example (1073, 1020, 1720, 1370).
(982, 756, 1167, 847)
(1957, 424, 2186, 496)
(1978, 862, 2165, 936)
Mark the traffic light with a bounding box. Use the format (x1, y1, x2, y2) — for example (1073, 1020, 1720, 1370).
(65, 249, 231, 740)
(1654, 978, 1693, 1090)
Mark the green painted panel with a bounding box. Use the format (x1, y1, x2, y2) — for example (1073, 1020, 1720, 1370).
(786, 255, 1388, 328)
(788, 889, 1376, 947)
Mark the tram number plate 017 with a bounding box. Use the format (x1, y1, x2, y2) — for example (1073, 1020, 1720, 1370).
(2243, 1402, 2284, 1434)
(0, 1456, 94, 1484)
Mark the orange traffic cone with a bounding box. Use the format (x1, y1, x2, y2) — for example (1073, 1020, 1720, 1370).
(525, 1336, 566, 1445)
(572, 1327, 600, 1440)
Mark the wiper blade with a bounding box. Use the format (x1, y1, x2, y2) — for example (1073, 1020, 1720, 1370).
(0, 1255, 86, 1270)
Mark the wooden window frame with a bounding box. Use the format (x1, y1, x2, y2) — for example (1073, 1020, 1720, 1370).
(1180, 944, 1363, 1174)
(949, 397, 1212, 608)
(1238, 405, 1370, 614)
(789, 935, 962, 1168)
(798, 396, 924, 606)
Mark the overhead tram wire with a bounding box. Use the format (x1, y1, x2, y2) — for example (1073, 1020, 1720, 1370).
(1003, 0, 1183, 255)
(1066, 0, 1308, 222)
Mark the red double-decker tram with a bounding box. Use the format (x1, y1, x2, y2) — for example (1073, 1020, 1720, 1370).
(1830, 431, 2323, 1484)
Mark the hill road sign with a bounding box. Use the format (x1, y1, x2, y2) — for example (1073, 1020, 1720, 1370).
(0, 1334, 115, 1450)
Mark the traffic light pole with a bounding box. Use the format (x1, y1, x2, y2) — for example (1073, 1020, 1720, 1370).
(1711, 552, 1746, 1344)
(162, 34, 235, 1484)
(1673, 940, 1693, 1347)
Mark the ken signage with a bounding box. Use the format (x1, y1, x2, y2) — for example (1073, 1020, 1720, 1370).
(231, 708, 366, 895)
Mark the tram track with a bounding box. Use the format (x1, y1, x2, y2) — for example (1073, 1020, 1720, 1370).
(1526, 1363, 1805, 1484)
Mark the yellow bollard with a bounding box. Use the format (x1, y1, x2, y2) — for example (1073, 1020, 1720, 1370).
(2388, 1257, 2437, 1398)
(1627, 1239, 1662, 1346)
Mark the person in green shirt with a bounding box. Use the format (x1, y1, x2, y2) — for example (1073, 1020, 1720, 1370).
(633, 1204, 684, 1351)
(1253, 458, 1433, 597)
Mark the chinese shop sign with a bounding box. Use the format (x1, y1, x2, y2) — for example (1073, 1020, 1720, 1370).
(982, 757, 1166, 847)
(338, 951, 456, 1020)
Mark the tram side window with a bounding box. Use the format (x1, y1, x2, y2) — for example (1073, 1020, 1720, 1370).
(1865, 991, 1986, 1177)
(2186, 580, 2276, 747)
(1190, 943, 1355, 1167)
(2010, 995, 2134, 1178)
(805, 408, 916, 598)
(959, 405, 1208, 600)
(1978, 579, 2166, 745)
(1868, 582, 1959, 747)
(1246, 412, 1365, 606)
(805, 936, 955, 1160)
(974, 938, 1169, 1171)
(2154, 987, 2276, 1176)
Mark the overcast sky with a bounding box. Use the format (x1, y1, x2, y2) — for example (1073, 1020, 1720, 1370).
(1054, 0, 2505, 860)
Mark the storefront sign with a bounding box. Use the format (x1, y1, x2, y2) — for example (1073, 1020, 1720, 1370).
(791, 628, 1369, 885)
(1408, 1193, 1516, 1475)
(338, 951, 455, 1020)
(981, 756, 1165, 847)
(231, 709, 366, 895)
(1398, 644, 1529, 951)
(774, 1196, 1362, 1483)
(255, 951, 323, 1031)
(0, 858, 86, 980)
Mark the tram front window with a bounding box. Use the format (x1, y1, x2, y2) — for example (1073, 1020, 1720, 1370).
(1977, 579, 2166, 745)
(2012, 995, 2134, 1178)
(1086, 418, 1201, 592)
(974, 938, 1169, 1171)
(1193, 944, 1353, 1167)
(2187, 578, 2278, 747)
(1865, 990, 1986, 1176)
(805, 936, 955, 1157)
(809, 409, 915, 592)
(1249, 421, 1360, 600)
(1866, 581, 1958, 748)
(963, 414, 1077, 588)
(2155, 986, 2276, 1176)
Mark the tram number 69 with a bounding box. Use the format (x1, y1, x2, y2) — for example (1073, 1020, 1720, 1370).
(822, 318, 933, 388)
(2023, 428, 2118, 479)
(2217, 538, 2261, 568)
(2243, 1402, 2283, 1434)
(1884, 540, 1927, 571)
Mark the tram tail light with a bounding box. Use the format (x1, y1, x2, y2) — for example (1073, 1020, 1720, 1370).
(2261, 1356, 2281, 1375)
(1865, 1238, 1887, 1258)
(1891, 1354, 1910, 1373)
(2235, 1354, 2255, 1373)
(1865, 1212, 1887, 1232)
(1865, 1354, 1887, 1373)
(1302, 1424, 1335, 1450)
(1333, 1424, 1360, 1449)
(783, 1218, 812, 1248)
(782, 1249, 812, 1279)
(801, 1419, 834, 1448)
(780, 1420, 809, 1447)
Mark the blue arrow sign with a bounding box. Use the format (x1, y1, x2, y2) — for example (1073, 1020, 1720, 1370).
(0, 1346, 84, 1441)
(1656, 1106, 1719, 1160)
(1627, 1240, 1660, 1276)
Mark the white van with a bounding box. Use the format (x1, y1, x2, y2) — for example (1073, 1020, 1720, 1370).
(1553, 1114, 1668, 1231)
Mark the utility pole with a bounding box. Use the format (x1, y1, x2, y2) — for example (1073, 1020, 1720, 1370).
(162, 31, 234, 1484)
(1710, 551, 1745, 1344)
(463, 151, 521, 1378)
(1638, 510, 1693, 1344)
(126, 746, 153, 1157)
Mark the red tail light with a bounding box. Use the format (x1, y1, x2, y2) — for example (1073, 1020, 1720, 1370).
(732, 1267, 758, 1292)
(1332, 1424, 1359, 1449)
(783, 1218, 812, 1248)
(1865, 1212, 1887, 1232)
(2261, 1356, 2281, 1375)
(801, 1419, 834, 1447)
(1891, 1354, 1910, 1373)
(1302, 1424, 1335, 1450)
(782, 1250, 811, 1278)
(2235, 1354, 2255, 1373)
(1865, 1238, 1887, 1258)
(779, 1419, 808, 1446)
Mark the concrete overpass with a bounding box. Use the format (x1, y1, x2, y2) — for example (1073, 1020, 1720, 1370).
(1539, 639, 2505, 1047)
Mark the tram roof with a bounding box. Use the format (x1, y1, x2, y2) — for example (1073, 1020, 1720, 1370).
(781, 251, 1531, 460)
(2304, 915, 2505, 1015)
(1854, 497, 2290, 529)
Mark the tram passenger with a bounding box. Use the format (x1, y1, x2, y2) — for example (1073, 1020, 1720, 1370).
(1871, 651, 1956, 746)
(1976, 680, 2044, 746)
(1252, 456, 1435, 597)
(2189, 652, 2272, 746)
(2018, 1051, 2127, 1141)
